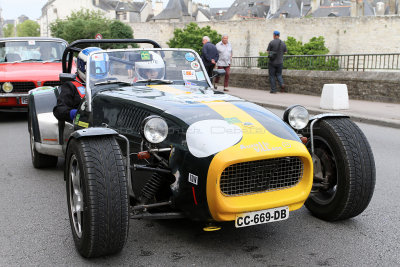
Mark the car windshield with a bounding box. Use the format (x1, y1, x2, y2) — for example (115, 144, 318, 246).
(0, 40, 66, 63)
(87, 49, 210, 89)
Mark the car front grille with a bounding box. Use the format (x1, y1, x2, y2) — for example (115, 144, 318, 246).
(0, 82, 36, 93)
(43, 81, 62, 87)
(220, 157, 303, 196)
(116, 106, 151, 134)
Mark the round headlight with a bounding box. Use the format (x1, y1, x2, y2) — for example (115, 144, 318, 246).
(2, 82, 13, 93)
(284, 105, 309, 130)
(141, 116, 168, 144)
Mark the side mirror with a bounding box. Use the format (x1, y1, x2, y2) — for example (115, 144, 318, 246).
(59, 73, 77, 83)
(211, 69, 226, 78)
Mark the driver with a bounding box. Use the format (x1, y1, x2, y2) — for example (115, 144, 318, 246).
(53, 47, 108, 122)
(134, 52, 165, 80)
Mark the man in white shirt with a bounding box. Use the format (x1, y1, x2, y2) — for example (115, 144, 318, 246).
(215, 34, 232, 92)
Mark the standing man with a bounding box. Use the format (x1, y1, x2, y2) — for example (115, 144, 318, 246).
(267, 30, 287, 94)
(201, 36, 219, 82)
(215, 34, 232, 92)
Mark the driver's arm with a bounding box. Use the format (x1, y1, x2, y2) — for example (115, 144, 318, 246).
(53, 82, 81, 122)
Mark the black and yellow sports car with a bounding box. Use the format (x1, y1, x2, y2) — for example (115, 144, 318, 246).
(28, 40, 375, 258)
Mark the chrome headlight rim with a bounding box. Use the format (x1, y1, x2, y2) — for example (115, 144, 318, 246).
(283, 105, 309, 130)
(140, 115, 169, 144)
(2, 82, 13, 93)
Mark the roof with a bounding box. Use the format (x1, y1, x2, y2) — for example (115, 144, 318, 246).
(312, 5, 351, 17)
(220, 0, 270, 20)
(270, 0, 301, 18)
(152, 0, 191, 20)
(114, 1, 146, 12)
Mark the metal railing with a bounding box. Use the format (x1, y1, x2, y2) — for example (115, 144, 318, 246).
(231, 53, 400, 71)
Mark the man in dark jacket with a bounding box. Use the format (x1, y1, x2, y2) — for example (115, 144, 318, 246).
(267, 30, 287, 94)
(201, 36, 219, 81)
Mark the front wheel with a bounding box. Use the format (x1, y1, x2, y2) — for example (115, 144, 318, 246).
(66, 136, 129, 258)
(305, 118, 376, 221)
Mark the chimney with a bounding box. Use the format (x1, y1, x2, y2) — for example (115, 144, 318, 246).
(270, 0, 280, 14)
(311, 0, 320, 12)
(154, 0, 163, 16)
(376, 1, 385, 15)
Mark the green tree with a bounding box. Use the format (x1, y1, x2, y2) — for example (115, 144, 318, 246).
(3, 24, 15, 37)
(302, 36, 329, 55)
(17, 20, 40, 37)
(285, 36, 303, 55)
(50, 9, 134, 45)
(167, 22, 221, 54)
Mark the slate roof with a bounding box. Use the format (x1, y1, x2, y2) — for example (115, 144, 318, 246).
(312, 5, 351, 17)
(270, 0, 301, 18)
(220, 0, 270, 20)
(114, 1, 145, 12)
(152, 0, 190, 20)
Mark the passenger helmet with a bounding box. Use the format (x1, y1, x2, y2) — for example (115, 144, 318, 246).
(135, 52, 165, 80)
(77, 47, 109, 82)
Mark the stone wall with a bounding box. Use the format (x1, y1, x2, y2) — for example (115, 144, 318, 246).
(129, 16, 400, 56)
(223, 68, 400, 103)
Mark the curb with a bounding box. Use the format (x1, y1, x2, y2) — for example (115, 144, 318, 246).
(253, 102, 400, 129)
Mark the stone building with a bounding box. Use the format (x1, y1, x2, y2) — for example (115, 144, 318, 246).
(39, 0, 154, 37)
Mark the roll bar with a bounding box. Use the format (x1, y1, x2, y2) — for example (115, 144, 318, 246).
(61, 39, 162, 73)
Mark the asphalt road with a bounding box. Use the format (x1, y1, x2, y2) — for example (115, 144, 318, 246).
(0, 110, 399, 266)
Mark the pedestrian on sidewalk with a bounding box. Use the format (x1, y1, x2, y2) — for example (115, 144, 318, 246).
(267, 30, 287, 94)
(215, 34, 233, 92)
(201, 36, 219, 83)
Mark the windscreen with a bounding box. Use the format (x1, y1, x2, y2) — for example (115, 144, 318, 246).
(0, 40, 67, 63)
(87, 49, 210, 88)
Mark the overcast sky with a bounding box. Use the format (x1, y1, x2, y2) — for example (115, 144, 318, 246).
(0, 0, 235, 20)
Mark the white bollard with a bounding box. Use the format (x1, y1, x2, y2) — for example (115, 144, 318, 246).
(320, 84, 349, 110)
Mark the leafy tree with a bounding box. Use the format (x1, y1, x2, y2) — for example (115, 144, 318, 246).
(50, 9, 134, 46)
(167, 22, 221, 54)
(302, 36, 329, 55)
(285, 36, 303, 55)
(3, 24, 15, 37)
(17, 20, 40, 37)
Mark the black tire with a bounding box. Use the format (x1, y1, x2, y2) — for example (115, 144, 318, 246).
(305, 118, 375, 221)
(66, 136, 129, 258)
(29, 114, 58, 168)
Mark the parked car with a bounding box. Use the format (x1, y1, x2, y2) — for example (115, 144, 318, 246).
(28, 39, 375, 258)
(0, 37, 67, 111)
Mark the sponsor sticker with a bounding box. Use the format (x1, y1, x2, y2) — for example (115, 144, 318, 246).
(28, 40, 35, 45)
(225, 117, 242, 124)
(185, 81, 197, 87)
(185, 52, 196, 62)
(93, 53, 104, 61)
(196, 71, 205, 81)
(188, 173, 198, 185)
(191, 61, 200, 70)
(182, 70, 196, 80)
(140, 51, 151, 60)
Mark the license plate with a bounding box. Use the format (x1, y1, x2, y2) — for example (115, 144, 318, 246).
(235, 206, 289, 228)
(20, 97, 28, 104)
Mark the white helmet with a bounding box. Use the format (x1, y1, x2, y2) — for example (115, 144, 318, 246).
(135, 52, 165, 80)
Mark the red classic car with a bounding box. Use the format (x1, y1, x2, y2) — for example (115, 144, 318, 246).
(0, 37, 67, 111)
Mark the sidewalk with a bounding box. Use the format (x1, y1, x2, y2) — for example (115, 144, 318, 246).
(225, 87, 400, 129)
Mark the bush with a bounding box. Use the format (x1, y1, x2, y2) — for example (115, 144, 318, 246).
(167, 22, 221, 54)
(282, 36, 339, 70)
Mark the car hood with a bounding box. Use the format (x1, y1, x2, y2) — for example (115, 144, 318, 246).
(95, 84, 300, 142)
(0, 62, 62, 81)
